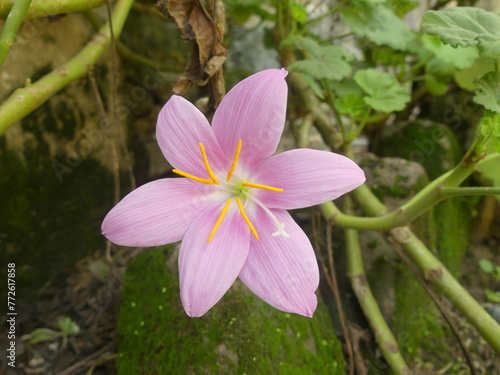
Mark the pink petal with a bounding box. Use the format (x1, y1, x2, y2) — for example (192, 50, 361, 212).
(251, 149, 366, 209)
(102, 179, 217, 247)
(239, 209, 319, 317)
(212, 69, 288, 168)
(156, 95, 228, 177)
(179, 203, 251, 317)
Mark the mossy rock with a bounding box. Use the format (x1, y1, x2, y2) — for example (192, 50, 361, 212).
(376, 121, 472, 276)
(117, 246, 345, 375)
(377, 121, 461, 179)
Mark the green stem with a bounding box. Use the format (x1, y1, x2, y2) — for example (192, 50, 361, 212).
(0, 0, 135, 136)
(390, 227, 500, 355)
(344, 198, 411, 375)
(0, 0, 112, 20)
(346, 150, 500, 354)
(321, 152, 499, 231)
(441, 186, 500, 197)
(349, 107, 372, 142)
(322, 79, 346, 142)
(0, 0, 32, 68)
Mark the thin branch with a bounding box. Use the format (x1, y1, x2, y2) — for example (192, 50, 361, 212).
(0, 0, 135, 135)
(0, 0, 113, 20)
(0, 0, 32, 68)
(440, 186, 500, 197)
(343, 197, 411, 375)
(326, 220, 355, 375)
(386, 235, 478, 375)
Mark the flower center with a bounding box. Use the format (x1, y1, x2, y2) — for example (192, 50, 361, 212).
(172, 140, 289, 242)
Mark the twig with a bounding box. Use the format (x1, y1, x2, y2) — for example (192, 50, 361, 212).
(386, 235, 478, 375)
(326, 220, 355, 375)
(0, 0, 113, 20)
(56, 346, 109, 375)
(0, 0, 135, 135)
(106, 1, 135, 192)
(88, 69, 118, 265)
(343, 197, 411, 375)
(312, 212, 355, 375)
(0, 0, 32, 68)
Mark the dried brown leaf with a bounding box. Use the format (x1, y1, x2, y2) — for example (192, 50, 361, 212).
(157, 0, 227, 95)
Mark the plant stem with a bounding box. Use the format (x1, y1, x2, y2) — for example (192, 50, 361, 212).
(346, 150, 500, 354)
(0, 0, 112, 20)
(344, 197, 411, 375)
(390, 226, 500, 354)
(440, 186, 500, 197)
(0, 0, 32, 68)
(321, 152, 500, 231)
(0, 0, 135, 136)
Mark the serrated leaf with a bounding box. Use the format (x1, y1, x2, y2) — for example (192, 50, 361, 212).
(479, 110, 500, 137)
(354, 69, 411, 112)
(421, 7, 500, 60)
(474, 72, 500, 113)
(422, 34, 479, 72)
(342, 3, 414, 50)
(287, 38, 354, 81)
(334, 93, 366, 117)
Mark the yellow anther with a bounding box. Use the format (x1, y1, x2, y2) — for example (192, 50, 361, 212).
(199, 143, 219, 184)
(226, 139, 242, 182)
(241, 182, 283, 192)
(172, 169, 217, 185)
(235, 198, 259, 240)
(208, 199, 232, 243)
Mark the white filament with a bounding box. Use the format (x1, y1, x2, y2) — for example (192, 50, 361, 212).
(243, 192, 290, 238)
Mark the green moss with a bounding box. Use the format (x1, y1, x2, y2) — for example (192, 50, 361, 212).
(392, 263, 448, 362)
(0, 136, 114, 299)
(117, 247, 345, 375)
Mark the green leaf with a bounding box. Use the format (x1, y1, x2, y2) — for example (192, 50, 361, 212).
(354, 69, 411, 112)
(24, 328, 60, 344)
(286, 37, 354, 81)
(485, 289, 500, 303)
(422, 35, 479, 72)
(301, 73, 325, 100)
(454, 59, 496, 91)
(421, 7, 500, 60)
(425, 74, 449, 96)
(479, 258, 495, 274)
(334, 93, 366, 117)
(291, 2, 308, 24)
(474, 72, 500, 113)
(342, 3, 414, 50)
(58, 317, 80, 336)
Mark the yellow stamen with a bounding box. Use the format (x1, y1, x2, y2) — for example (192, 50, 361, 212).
(241, 182, 283, 192)
(199, 143, 219, 184)
(172, 169, 217, 185)
(226, 139, 242, 182)
(235, 198, 259, 240)
(207, 199, 232, 243)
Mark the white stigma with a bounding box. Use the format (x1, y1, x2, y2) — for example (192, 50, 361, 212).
(243, 192, 290, 238)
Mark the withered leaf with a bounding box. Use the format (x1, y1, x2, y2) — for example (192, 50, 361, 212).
(157, 0, 227, 95)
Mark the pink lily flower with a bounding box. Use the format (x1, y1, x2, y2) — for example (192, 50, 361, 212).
(102, 69, 365, 317)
